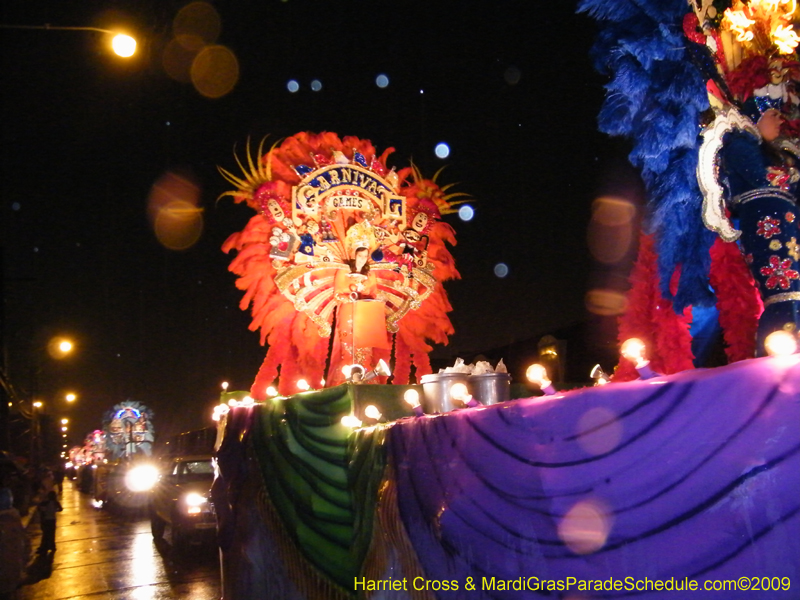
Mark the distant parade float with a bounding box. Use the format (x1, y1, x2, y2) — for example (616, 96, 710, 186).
(68, 401, 156, 506)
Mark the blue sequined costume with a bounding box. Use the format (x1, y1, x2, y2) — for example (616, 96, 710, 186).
(721, 130, 800, 355)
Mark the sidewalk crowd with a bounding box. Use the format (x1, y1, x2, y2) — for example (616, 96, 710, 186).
(1, 454, 66, 600)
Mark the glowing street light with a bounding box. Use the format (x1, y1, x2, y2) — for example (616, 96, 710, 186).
(111, 33, 136, 57)
(46, 336, 75, 360)
(65, 393, 77, 403)
(0, 24, 137, 57)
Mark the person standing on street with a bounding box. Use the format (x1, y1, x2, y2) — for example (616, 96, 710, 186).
(36, 491, 62, 555)
(0, 487, 30, 599)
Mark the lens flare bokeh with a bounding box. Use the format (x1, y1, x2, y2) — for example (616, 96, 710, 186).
(148, 171, 204, 250)
(558, 498, 613, 555)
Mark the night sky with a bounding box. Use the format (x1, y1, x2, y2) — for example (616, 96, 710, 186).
(1, 1, 640, 443)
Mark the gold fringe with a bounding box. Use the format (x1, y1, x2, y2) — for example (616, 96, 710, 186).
(249, 444, 353, 600)
(361, 464, 435, 600)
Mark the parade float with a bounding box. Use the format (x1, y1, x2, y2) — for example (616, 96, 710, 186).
(210, 4, 800, 595)
(88, 401, 157, 507)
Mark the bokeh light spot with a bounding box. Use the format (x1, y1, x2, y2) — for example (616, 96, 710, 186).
(576, 407, 622, 455)
(148, 171, 204, 250)
(588, 196, 636, 264)
(162, 38, 196, 83)
(310, 79, 323, 91)
(375, 74, 389, 88)
(585, 289, 628, 316)
(173, 2, 221, 51)
(504, 66, 521, 85)
(154, 200, 204, 250)
(458, 205, 474, 221)
(191, 45, 239, 98)
(494, 263, 509, 278)
(287, 79, 300, 93)
(12, 202, 20, 211)
(434, 142, 450, 159)
(558, 499, 613, 554)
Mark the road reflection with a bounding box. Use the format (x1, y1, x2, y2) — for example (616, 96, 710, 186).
(20, 481, 220, 600)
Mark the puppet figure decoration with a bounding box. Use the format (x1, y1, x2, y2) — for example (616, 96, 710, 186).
(219, 132, 464, 395)
(581, 0, 800, 377)
(103, 402, 155, 459)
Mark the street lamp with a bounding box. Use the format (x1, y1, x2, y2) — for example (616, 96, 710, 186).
(0, 24, 137, 57)
(47, 337, 75, 360)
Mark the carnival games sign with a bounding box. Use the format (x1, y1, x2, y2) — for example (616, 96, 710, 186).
(292, 163, 406, 227)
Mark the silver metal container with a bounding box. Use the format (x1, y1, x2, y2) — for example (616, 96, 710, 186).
(468, 372, 511, 405)
(420, 373, 470, 413)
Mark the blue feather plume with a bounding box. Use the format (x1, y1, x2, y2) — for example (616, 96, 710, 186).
(578, 0, 715, 310)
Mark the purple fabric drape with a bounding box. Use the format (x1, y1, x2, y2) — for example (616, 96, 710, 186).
(388, 356, 800, 598)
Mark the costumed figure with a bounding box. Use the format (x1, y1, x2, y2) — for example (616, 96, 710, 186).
(579, 0, 800, 379)
(712, 93, 800, 355)
(219, 132, 467, 396)
(327, 223, 391, 386)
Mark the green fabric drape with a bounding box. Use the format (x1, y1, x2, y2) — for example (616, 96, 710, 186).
(251, 384, 388, 591)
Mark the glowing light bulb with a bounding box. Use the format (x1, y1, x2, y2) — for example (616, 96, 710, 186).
(526, 364, 550, 386)
(765, 330, 798, 356)
(620, 338, 646, 366)
(621, 338, 659, 379)
(590, 364, 610, 386)
(364, 405, 382, 420)
(297, 379, 310, 391)
(221, 381, 229, 391)
(450, 382, 469, 401)
(341, 415, 362, 428)
(266, 386, 278, 397)
(227, 399, 239, 407)
(341, 365, 352, 378)
(241, 396, 254, 406)
(404, 389, 424, 416)
(403, 389, 420, 408)
(527, 363, 556, 395)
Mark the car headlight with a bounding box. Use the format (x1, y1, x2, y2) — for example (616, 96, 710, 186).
(184, 492, 207, 514)
(124, 465, 159, 492)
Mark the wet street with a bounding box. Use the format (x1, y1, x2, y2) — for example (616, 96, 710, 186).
(19, 479, 221, 599)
